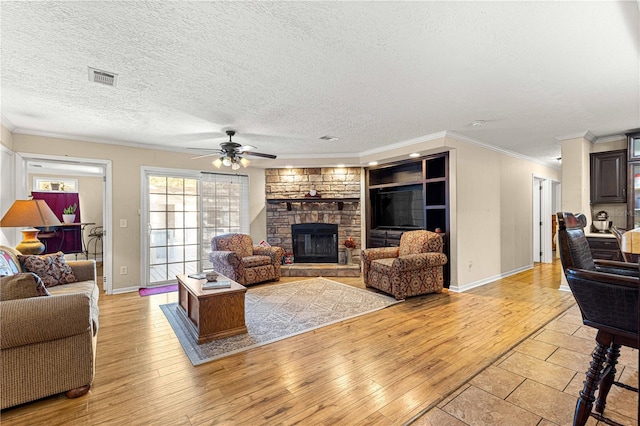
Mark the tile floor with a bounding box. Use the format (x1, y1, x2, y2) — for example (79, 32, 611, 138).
(412, 305, 638, 426)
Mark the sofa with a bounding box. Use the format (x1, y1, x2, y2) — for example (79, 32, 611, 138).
(0, 245, 99, 409)
(361, 230, 448, 300)
(209, 234, 284, 286)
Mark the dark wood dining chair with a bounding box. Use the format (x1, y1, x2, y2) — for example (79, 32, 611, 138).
(557, 212, 639, 426)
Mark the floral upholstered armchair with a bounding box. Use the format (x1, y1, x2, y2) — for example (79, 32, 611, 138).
(361, 230, 448, 300)
(209, 234, 284, 286)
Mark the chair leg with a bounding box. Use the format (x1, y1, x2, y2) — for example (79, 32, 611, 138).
(595, 342, 621, 414)
(574, 339, 608, 426)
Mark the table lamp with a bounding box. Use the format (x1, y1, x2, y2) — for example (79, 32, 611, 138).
(0, 199, 62, 254)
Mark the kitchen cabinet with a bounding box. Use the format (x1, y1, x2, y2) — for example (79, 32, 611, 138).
(590, 149, 626, 203)
(586, 236, 622, 261)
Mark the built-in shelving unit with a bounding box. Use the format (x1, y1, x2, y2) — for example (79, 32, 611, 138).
(365, 152, 450, 286)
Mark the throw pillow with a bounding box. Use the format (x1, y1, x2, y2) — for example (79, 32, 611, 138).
(0, 272, 50, 301)
(18, 252, 78, 288)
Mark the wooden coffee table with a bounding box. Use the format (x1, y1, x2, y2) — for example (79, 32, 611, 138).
(175, 274, 248, 344)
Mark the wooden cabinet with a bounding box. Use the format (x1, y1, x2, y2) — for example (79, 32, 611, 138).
(590, 149, 626, 203)
(366, 153, 449, 238)
(586, 236, 622, 261)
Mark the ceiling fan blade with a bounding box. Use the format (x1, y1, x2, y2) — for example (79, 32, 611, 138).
(239, 145, 257, 152)
(190, 152, 220, 160)
(243, 151, 277, 159)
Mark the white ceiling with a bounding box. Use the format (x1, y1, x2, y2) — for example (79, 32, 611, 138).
(1, 1, 639, 168)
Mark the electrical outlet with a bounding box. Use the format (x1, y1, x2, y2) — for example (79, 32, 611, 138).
(120, 266, 127, 275)
(120, 219, 127, 228)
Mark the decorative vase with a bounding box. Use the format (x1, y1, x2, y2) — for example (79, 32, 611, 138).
(62, 214, 76, 224)
(346, 248, 353, 264)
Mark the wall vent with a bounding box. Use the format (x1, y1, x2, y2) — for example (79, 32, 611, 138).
(88, 67, 118, 87)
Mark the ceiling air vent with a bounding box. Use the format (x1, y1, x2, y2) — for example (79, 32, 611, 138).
(88, 67, 118, 87)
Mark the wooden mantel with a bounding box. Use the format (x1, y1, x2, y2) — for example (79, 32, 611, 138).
(267, 198, 360, 211)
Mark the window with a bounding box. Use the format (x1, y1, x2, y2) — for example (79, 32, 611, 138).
(33, 177, 78, 192)
(201, 173, 250, 267)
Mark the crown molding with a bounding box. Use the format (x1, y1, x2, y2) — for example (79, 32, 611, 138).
(554, 130, 596, 143)
(358, 131, 448, 157)
(593, 134, 626, 144)
(444, 131, 559, 169)
(1, 114, 16, 132)
(10, 128, 197, 154)
(8, 126, 559, 169)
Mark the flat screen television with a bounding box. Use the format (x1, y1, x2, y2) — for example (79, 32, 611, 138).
(371, 185, 423, 229)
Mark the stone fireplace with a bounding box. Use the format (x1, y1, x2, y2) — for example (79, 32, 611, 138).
(265, 167, 361, 275)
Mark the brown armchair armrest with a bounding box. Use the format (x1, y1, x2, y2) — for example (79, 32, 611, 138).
(209, 250, 244, 279)
(209, 251, 242, 266)
(566, 268, 639, 288)
(593, 259, 640, 277)
(361, 247, 399, 261)
(393, 253, 448, 272)
(253, 246, 284, 263)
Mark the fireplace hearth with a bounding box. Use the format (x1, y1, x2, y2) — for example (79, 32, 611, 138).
(291, 223, 338, 263)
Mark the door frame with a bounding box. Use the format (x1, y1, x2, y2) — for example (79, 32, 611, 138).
(140, 166, 203, 287)
(16, 152, 113, 294)
(532, 174, 554, 264)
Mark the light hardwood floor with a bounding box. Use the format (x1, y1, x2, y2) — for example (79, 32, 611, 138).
(1, 261, 576, 425)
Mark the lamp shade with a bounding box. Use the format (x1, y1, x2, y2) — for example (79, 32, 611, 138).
(0, 199, 62, 228)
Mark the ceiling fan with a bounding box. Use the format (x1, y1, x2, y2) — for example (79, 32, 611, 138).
(190, 130, 277, 170)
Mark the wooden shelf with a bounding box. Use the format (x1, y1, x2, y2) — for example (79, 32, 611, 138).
(267, 198, 360, 211)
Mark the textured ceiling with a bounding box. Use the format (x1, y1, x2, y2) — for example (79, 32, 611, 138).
(1, 1, 639, 167)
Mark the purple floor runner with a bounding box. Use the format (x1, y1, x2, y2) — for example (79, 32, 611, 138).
(139, 284, 178, 296)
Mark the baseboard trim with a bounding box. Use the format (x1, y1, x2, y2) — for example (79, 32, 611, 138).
(448, 264, 533, 293)
(111, 286, 140, 294)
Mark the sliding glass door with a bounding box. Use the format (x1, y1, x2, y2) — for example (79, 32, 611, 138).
(142, 169, 249, 287)
(147, 175, 200, 285)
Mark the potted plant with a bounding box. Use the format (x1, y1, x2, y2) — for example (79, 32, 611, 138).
(62, 203, 77, 224)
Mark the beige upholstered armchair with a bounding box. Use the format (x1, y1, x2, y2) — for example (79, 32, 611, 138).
(209, 234, 284, 286)
(361, 230, 448, 300)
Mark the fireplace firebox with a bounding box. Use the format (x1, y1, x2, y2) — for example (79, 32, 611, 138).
(291, 223, 338, 263)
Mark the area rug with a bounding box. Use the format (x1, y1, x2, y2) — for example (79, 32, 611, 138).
(160, 277, 401, 365)
(139, 284, 178, 296)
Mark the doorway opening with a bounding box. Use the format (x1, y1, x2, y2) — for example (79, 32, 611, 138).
(17, 153, 113, 294)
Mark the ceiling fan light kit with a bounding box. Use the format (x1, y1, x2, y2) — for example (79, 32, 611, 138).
(195, 130, 275, 170)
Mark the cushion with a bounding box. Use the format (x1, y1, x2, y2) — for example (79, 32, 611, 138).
(0, 249, 20, 276)
(371, 258, 395, 274)
(18, 252, 78, 288)
(0, 273, 50, 301)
